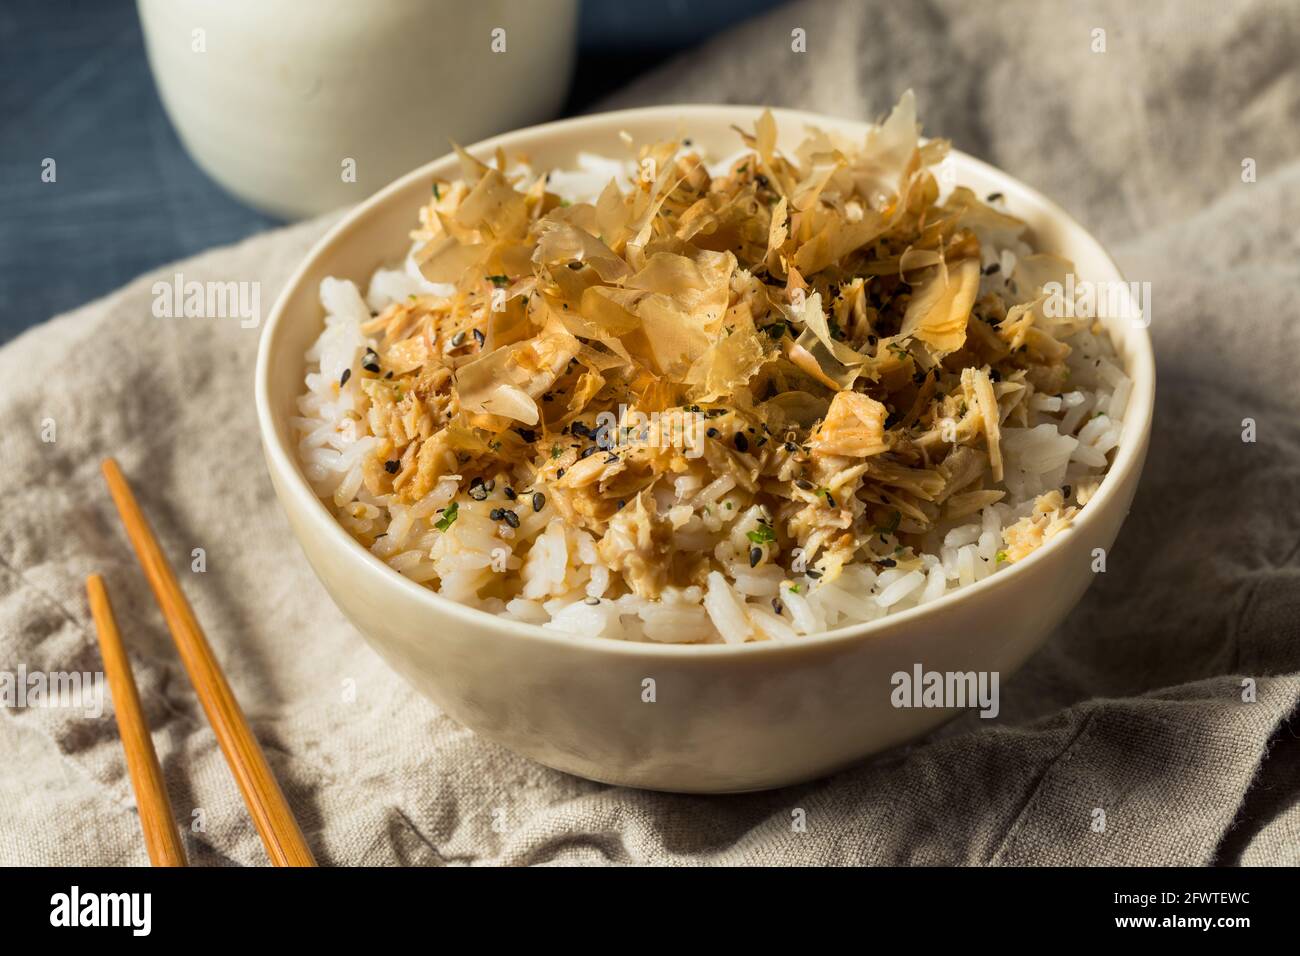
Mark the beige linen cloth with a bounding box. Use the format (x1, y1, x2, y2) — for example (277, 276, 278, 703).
(3, 0, 1298, 865)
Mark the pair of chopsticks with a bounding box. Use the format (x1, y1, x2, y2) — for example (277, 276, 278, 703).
(89, 458, 315, 867)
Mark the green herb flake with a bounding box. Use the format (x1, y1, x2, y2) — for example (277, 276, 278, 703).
(433, 501, 459, 532)
(746, 523, 777, 545)
(874, 510, 902, 535)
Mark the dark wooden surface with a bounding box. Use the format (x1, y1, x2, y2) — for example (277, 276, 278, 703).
(0, 0, 781, 344)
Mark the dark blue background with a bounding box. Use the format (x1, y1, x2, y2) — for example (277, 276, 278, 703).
(0, 0, 781, 343)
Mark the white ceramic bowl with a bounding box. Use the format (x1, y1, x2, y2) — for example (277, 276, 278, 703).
(255, 106, 1155, 793)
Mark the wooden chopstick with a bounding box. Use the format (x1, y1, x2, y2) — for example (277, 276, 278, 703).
(86, 573, 189, 867)
(100, 458, 316, 867)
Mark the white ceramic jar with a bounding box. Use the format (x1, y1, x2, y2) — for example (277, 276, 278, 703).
(138, 0, 578, 218)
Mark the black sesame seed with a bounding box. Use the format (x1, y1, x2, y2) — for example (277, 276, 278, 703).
(784, 441, 798, 452)
(795, 478, 814, 491)
(489, 508, 504, 520)
(469, 477, 490, 500)
(384, 459, 400, 474)
(451, 330, 466, 347)
(983, 262, 1001, 276)
(571, 421, 591, 438)
(706, 427, 720, 439)
(556, 468, 565, 479)
(605, 453, 619, 464)
(878, 558, 896, 568)
(771, 597, 784, 615)
(734, 433, 749, 452)
(385, 370, 394, 379)
(579, 445, 598, 460)
(503, 486, 517, 500)
(502, 510, 520, 529)
(515, 427, 537, 443)
(585, 596, 600, 605)
(532, 492, 545, 512)
(749, 547, 762, 568)
(340, 368, 352, 386)
(1063, 484, 1072, 498)
(986, 191, 1004, 202)
(823, 490, 836, 507)
(472, 328, 485, 347)
(805, 569, 823, 580)
(616, 499, 626, 511)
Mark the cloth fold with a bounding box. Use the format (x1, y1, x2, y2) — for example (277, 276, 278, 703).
(2, 0, 1298, 865)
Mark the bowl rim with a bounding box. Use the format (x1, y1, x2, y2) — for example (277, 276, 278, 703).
(255, 103, 1156, 659)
